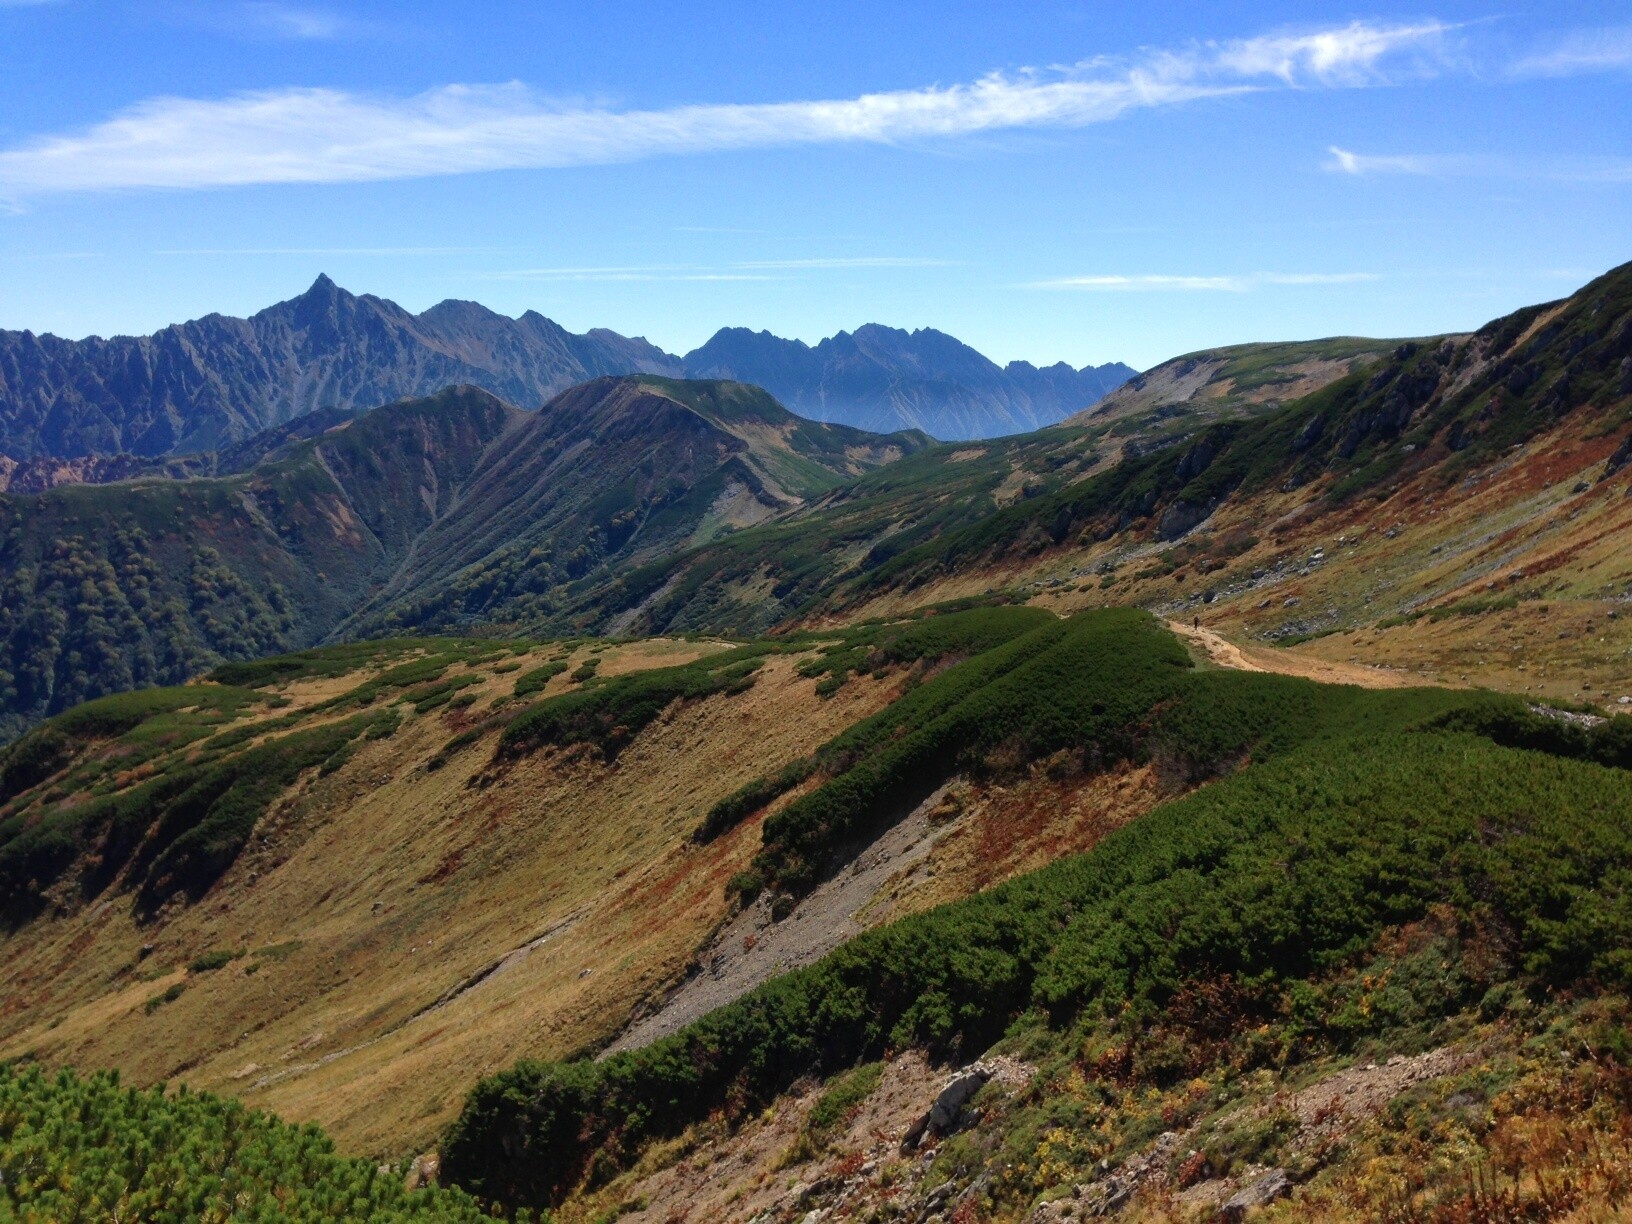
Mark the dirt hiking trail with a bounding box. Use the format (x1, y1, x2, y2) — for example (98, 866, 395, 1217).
(1168, 620, 1431, 689)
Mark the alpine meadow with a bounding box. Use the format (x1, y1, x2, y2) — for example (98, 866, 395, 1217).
(1, 4, 1631, 1222)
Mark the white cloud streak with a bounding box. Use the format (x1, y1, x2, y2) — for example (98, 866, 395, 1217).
(1325, 146, 1461, 176)
(182, 2, 362, 41)
(155, 245, 495, 256)
(1028, 272, 1379, 292)
(491, 266, 779, 283)
(238, 4, 349, 39)
(1327, 146, 1632, 183)
(1512, 25, 1632, 78)
(0, 20, 1452, 197)
(735, 257, 954, 269)
(491, 258, 955, 281)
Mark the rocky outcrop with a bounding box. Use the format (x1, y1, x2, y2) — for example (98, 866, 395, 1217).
(1218, 1169, 1291, 1219)
(1157, 499, 1213, 540)
(900, 1057, 1033, 1154)
(1603, 432, 1632, 482)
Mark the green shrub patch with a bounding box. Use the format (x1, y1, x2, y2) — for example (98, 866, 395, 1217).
(444, 728, 1632, 1208)
(513, 660, 569, 698)
(0, 1064, 493, 1221)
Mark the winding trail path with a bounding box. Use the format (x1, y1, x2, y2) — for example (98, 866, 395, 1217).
(1166, 620, 1429, 689)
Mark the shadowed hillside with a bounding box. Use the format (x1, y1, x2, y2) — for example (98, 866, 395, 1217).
(0, 377, 924, 742)
(543, 338, 1404, 638)
(0, 275, 678, 459)
(0, 386, 522, 741)
(348, 377, 928, 638)
(0, 276, 1131, 460)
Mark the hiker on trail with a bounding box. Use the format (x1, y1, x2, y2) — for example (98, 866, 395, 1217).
(1193, 616, 1200, 629)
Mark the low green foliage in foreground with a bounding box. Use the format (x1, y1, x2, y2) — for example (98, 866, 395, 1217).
(499, 645, 772, 760)
(0, 1064, 496, 1223)
(443, 610, 1632, 1209)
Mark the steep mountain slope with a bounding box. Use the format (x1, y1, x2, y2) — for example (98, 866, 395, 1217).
(0, 387, 523, 741)
(517, 266, 1632, 713)
(0, 275, 680, 459)
(0, 406, 379, 493)
(544, 341, 1391, 638)
(0, 613, 1057, 1155)
(805, 263, 1632, 690)
(347, 377, 928, 637)
(0, 378, 924, 742)
(1071, 336, 1395, 430)
(683, 324, 1133, 439)
(11, 265, 1623, 743)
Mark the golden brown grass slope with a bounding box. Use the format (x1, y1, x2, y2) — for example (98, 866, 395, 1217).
(0, 638, 898, 1159)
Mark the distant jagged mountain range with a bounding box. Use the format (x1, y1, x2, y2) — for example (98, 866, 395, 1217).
(0, 276, 677, 460)
(682, 326, 1133, 439)
(0, 276, 1133, 459)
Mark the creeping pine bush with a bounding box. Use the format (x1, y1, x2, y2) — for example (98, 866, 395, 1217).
(694, 757, 816, 843)
(0, 1064, 495, 1222)
(445, 732, 1632, 1207)
(499, 647, 775, 760)
(205, 637, 493, 689)
(794, 605, 1054, 693)
(758, 608, 1191, 889)
(512, 659, 568, 697)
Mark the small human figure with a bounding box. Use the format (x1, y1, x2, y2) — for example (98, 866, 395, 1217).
(1192, 615, 1200, 630)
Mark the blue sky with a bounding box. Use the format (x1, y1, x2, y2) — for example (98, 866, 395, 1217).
(0, 2, 1628, 370)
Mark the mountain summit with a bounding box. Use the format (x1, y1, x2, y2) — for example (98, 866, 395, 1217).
(0, 279, 1131, 459)
(0, 277, 679, 459)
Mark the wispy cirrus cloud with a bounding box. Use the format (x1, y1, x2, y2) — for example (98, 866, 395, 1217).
(1327, 145, 1632, 183)
(0, 19, 1453, 198)
(491, 266, 778, 283)
(1328, 147, 1428, 176)
(488, 258, 952, 282)
(1511, 24, 1632, 78)
(1027, 271, 1379, 292)
(155, 245, 494, 256)
(180, 2, 365, 41)
(19, 245, 494, 260)
(735, 257, 954, 269)
(236, 4, 352, 40)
